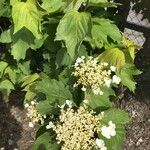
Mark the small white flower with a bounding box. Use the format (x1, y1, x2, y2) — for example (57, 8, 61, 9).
(110, 66, 116, 72)
(103, 62, 108, 66)
(108, 121, 116, 136)
(101, 147, 107, 150)
(59, 103, 65, 109)
(31, 101, 35, 105)
(108, 70, 111, 75)
(81, 86, 86, 92)
(76, 57, 84, 64)
(83, 99, 89, 104)
(24, 103, 29, 108)
(93, 88, 100, 95)
(43, 115, 47, 119)
(74, 62, 79, 67)
(108, 121, 116, 128)
(81, 56, 85, 59)
(101, 121, 116, 139)
(104, 7, 107, 11)
(46, 121, 54, 129)
(101, 125, 111, 139)
(100, 91, 104, 95)
(93, 88, 103, 95)
(73, 83, 78, 88)
(66, 100, 72, 108)
(100, 111, 104, 119)
(112, 75, 121, 84)
(29, 122, 34, 128)
(104, 79, 112, 87)
(96, 139, 107, 150)
(92, 59, 98, 65)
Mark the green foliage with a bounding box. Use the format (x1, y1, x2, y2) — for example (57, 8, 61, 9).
(41, 0, 65, 13)
(90, 18, 122, 49)
(12, 0, 42, 39)
(99, 108, 129, 150)
(32, 132, 60, 150)
(85, 87, 115, 110)
(55, 10, 91, 58)
(0, 0, 140, 149)
(0, 79, 14, 96)
(99, 48, 126, 69)
(101, 108, 129, 124)
(0, 0, 10, 17)
(0, 29, 12, 43)
(36, 77, 72, 101)
(117, 64, 141, 92)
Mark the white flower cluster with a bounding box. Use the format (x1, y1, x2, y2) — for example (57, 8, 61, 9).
(101, 121, 116, 139)
(46, 101, 116, 150)
(73, 56, 121, 95)
(96, 138, 107, 150)
(25, 100, 46, 128)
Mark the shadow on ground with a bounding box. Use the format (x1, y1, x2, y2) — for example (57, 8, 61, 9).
(0, 94, 22, 149)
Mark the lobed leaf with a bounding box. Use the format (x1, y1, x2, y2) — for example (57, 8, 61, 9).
(32, 132, 60, 150)
(99, 48, 126, 69)
(85, 86, 115, 110)
(12, 0, 42, 39)
(117, 64, 142, 92)
(55, 10, 92, 58)
(99, 108, 129, 150)
(41, 0, 65, 13)
(0, 79, 14, 96)
(91, 18, 122, 49)
(36, 78, 72, 102)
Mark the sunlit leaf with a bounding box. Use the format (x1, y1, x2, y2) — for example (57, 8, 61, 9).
(117, 64, 141, 92)
(12, 0, 42, 38)
(56, 10, 92, 58)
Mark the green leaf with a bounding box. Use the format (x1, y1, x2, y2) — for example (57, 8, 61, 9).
(11, 42, 29, 61)
(10, 0, 18, 5)
(22, 73, 39, 87)
(64, 0, 85, 12)
(12, 0, 42, 39)
(99, 124, 126, 150)
(88, 0, 118, 8)
(85, 86, 114, 110)
(24, 89, 36, 101)
(0, 79, 14, 96)
(91, 18, 122, 49)
(122, 37, 139, 60)
(32, 132, 60, 150)
(99, 108, 129, 150)
(99, 48, 126, 69)
(18, 61, 31, 75)
(0, 29, 12, 43)
(117, 64, 141, 92)
(0, 0, 10, 17)
(55, 10, 92, 58)
(36, 100, 52, 115)
(0, 61, 8, 76)
(102, 108, 129, 124)
(56, 48, 72, 67)
(11, 28, 35, 61)
(5, 67, 17, 84)
(86, 92, 112, 110)
(36, 100, 60, 115)
(31, 34, 48, 50)
(41, 0, 65, 13)
(36, 78, 72, 103)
